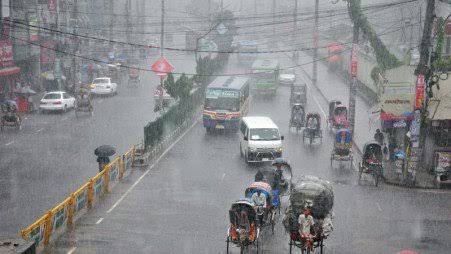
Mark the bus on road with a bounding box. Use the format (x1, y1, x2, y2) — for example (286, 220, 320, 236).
(251, 59, 280, 96)
(237, 40, 258, 66)
(203, 76, 250, 133)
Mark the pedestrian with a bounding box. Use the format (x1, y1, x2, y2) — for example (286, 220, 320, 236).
(374, 129, 384, 145)
(97, 156, 110, 172)
(388, 138, 396, 162)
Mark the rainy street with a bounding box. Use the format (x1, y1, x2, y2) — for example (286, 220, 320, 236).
(1, 0, 451, 253)
(46, 53, 451, 254)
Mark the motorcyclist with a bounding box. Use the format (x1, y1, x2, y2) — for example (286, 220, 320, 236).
(2, 99, 20, 123)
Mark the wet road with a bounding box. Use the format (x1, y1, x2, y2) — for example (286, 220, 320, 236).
(47, 53, 451, 254)
(0, 45, 195, 235)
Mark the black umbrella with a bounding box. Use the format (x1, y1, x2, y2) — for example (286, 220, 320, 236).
(94, 145, 116, 157)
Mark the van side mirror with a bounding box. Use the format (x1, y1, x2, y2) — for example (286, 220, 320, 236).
(281, 135, 284, 140)
(244, 136, 248, 141)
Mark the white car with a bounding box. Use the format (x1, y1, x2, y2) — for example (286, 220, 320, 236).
(90, 77, 118, 95)
(39, 91, 76, 113)
(279, 69, 296, 85)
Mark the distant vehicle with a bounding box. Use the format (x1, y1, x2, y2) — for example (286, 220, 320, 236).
(279, 68, 296, 85)
(239, 116, 284, 164)
(203, 76, 250, 133)
(251, 59, 280, 96)
(39, 91, 76, 113)
(327, 43, 344, 71)
(90, 77, 118, 96)
(237, 40, 258, 66)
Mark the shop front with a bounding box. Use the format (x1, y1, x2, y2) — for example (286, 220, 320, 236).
(0, 39, 21, 107)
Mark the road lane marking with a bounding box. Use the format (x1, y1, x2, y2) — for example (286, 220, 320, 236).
(96, 218, 104, 224)
(221, 173, 226, 182)
(35, 128, 44, 133)
(303, 81, 328, 120)
(67, 247, 77, 254)
(106, 118, 200, 214)
(4, 141, 14, 146)
(375, 202, 382, 212)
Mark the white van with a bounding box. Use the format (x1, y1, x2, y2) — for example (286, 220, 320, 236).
(239, 116, 284, 163)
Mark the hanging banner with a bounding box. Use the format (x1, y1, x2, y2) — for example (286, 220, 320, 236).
(48, 0, 57, 12)
(29, 15, 39, 42)
(0, 40, 14, 67)
(351, 43, 358, 77)
(415, 74, 425, 109)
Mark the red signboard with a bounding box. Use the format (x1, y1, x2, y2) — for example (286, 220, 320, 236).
(0, 40, 14, 68)
(351, 61, 357, 77)
(415, 74, 425, 109)
(48, 0, 57, 12)
(151, 57, 174, 77)
(446, 20, 451, 35)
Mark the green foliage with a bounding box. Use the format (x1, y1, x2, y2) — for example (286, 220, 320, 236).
(348, 0, 402, 81)
(433, 17, 451, 72)
(212, 10, 237, 51)
(163, 73, 194, 99)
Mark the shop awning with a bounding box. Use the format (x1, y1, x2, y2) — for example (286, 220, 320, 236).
(0, 66, 20, 76)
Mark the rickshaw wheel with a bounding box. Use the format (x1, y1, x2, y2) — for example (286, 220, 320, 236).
(320, 239, 324, 254)
(226, 237, 229, 253)
(289, 240, 293, 254)
(374, 173, 380, 187)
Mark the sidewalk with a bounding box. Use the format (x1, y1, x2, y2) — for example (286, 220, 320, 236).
(294, 51, 439, 189)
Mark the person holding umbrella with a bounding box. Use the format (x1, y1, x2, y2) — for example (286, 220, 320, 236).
(95, 145, 116, 172)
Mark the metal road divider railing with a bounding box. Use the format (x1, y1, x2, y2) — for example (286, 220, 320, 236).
(19, 106, 202, 250)
(20, 148, 134, 248)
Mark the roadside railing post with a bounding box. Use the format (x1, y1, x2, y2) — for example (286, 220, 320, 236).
(87, 179, 94, 209)
(104, 167, 110, 194)
(67, 193, 75, 226)
(119, 155, 125, 180)
(43, 211, 53, 245)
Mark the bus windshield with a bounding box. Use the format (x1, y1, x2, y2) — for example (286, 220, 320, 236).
(254, 72, 275, 82)
(205, 89, 240, 111)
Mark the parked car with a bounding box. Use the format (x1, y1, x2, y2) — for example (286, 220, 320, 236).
(39, 91, 76, 113)
(90, 77, 118, 96)
(279, 68, 296, 85)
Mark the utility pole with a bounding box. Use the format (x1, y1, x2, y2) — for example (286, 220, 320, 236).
(55, 0, 62, 91)
(72, 0, 79, 90)
(272, 0, 276, 36)
(159, 0, 165, 111)
(109, 1, 114, 46)
(408, 0, 436, 177)
(312, 0, 319, 87)
(348, 23, 359, 137)
(292, 0, 298, 63)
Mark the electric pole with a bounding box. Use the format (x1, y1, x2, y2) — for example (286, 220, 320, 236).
(72, 0, 79, 90)
(292, 0, 298, 63)
(348, 23, 359, 138)
(408, 0, 436, 176)
(312, 0, 319, 87)
(272, 0, 276, 36)
(159, 0, 165, 111)
(109, 1, 114, 47)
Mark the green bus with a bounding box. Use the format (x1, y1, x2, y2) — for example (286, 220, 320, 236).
(251, 59, 280, 95)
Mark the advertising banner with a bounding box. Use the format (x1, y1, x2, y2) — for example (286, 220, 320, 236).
(0, 40, 14, 67)
(94, 177, 104, 196)
(75, 190, 87, 212)
(52, 207, 67, 231)
(415, 74, 425, 109)
(28, 224, 44, 245)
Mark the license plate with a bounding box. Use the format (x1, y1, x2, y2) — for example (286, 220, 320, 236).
(216, 124, 224, 129)
(262, 158, 269, 162)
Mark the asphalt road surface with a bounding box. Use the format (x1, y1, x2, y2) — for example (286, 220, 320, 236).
(46, 53, 451, 254)
(0, 48, 196, 235)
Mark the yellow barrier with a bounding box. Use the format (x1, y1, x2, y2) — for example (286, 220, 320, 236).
(20, 147, 136, 247)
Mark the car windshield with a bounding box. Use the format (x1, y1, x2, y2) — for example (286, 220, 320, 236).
(93, 79, 109, 84)
(43, 93, 61, 100)
(250, 128, 280, 141)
